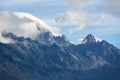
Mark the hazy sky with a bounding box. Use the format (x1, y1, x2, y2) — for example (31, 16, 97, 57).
(0, 0, 120, 48)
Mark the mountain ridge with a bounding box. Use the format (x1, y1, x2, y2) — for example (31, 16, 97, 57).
(0, 11, 120, 80)
(0, 32, 120, 80)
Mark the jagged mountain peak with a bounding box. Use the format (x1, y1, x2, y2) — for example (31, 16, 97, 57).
(0, 31, 120, 80)
(83, 34, 96, 43)
(61, 34, 69, 42)
(100, 40, 113, 48)
(86, 34, 94, 38)
(74, 34, 102, 45)
(36, 31, 70, 46)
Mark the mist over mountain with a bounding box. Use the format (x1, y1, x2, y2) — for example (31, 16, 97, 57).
(0, 12, 120, 80)
(0, 11, 59, 43)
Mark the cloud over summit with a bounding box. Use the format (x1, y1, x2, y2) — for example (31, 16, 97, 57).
(0, 11, 59, 43)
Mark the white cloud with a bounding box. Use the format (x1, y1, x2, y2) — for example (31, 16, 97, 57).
(65, 0, 99, 10)
(56, 12, 106, 34)
(0, 11, 60, 43)
(43, 19, 57, 26)
(55, 0, 103, 34)
(102, 0, 120, 18)
(56, 11, 87, 25)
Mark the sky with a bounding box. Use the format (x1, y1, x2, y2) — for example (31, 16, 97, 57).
(0, 0, 120, 48)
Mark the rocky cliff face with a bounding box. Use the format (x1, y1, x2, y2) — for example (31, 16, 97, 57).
(0, 32, 120, 80)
